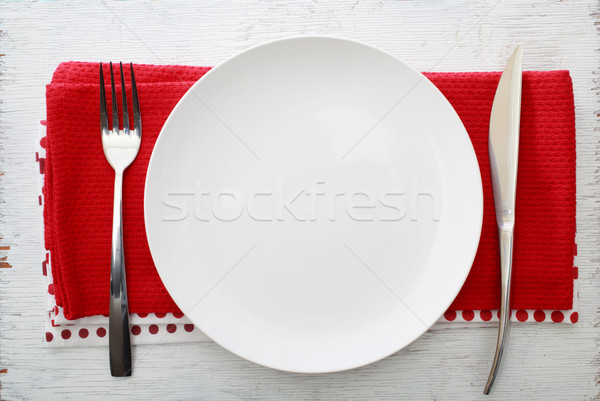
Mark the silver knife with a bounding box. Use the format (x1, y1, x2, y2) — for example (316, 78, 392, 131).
(484, 44, 523, 395)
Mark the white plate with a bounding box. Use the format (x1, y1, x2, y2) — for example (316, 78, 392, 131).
(144, 37, 483, 373)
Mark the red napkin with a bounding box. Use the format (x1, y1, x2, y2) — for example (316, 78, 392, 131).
(44, 62, 575, 320)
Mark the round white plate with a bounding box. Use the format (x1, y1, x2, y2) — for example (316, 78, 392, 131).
(144, 37, 483, 373)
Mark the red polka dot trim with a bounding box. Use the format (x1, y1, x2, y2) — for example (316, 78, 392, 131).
(131, 325, 141, 336)
(480, 310, 492, 321)
(551, 311, 564, 323)
(173, 311, 184, 319)
(48, 283, 54, 295)
(155, 313, 166, 319)
(137, 313, 149, 318)
(167, 324, 177, 333)
(97, 327, 107, 337)
(184, 324, 194, 332)
(570, 312, 578, 323)
(149, 324, 159, 335)
(444, 310, 457, 321)
(573, 267, 578, 280)
(516, 310, 528, 322)
(45, 332, 53, 342)
(462, 310, 474, 321)
(79, 328, 89, 339)
(533, 310, 546, 322)
(61, 329, 71, 339)
(496, 310, 512, 319)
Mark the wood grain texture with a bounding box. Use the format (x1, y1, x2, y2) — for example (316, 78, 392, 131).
(0, 0, 598, 400)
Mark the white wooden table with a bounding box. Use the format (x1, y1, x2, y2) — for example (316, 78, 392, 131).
(1, 1, 598, 400)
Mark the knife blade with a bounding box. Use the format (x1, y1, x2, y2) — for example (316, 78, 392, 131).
(484, 44, 523, 395)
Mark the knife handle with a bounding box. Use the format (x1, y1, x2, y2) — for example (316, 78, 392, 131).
(484, 227, 513, 395)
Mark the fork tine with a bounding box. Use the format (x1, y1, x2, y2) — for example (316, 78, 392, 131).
(100, 63, 109, 135)
(130, 63, 141, 138)
(119, 62, 130, 135)
(109, 62, 120, 133)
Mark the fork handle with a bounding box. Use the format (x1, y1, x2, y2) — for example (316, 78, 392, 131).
(109, 171, 132, 377)
(484, 227, 513, 394)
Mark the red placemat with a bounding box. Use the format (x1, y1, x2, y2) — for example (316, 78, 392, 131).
(44, 62, 575, 320)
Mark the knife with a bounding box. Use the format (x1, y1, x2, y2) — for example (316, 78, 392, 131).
(484, 44, 523, 395)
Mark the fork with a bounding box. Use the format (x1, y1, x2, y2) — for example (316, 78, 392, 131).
(100, 62, 141, 377)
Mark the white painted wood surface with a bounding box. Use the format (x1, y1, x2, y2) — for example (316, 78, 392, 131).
(0, 0, 598, 399)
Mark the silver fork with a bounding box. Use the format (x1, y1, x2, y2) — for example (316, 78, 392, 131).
(100, 62, 141, 377)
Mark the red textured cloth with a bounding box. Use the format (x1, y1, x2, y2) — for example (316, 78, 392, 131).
(44, 62, 575, 320)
